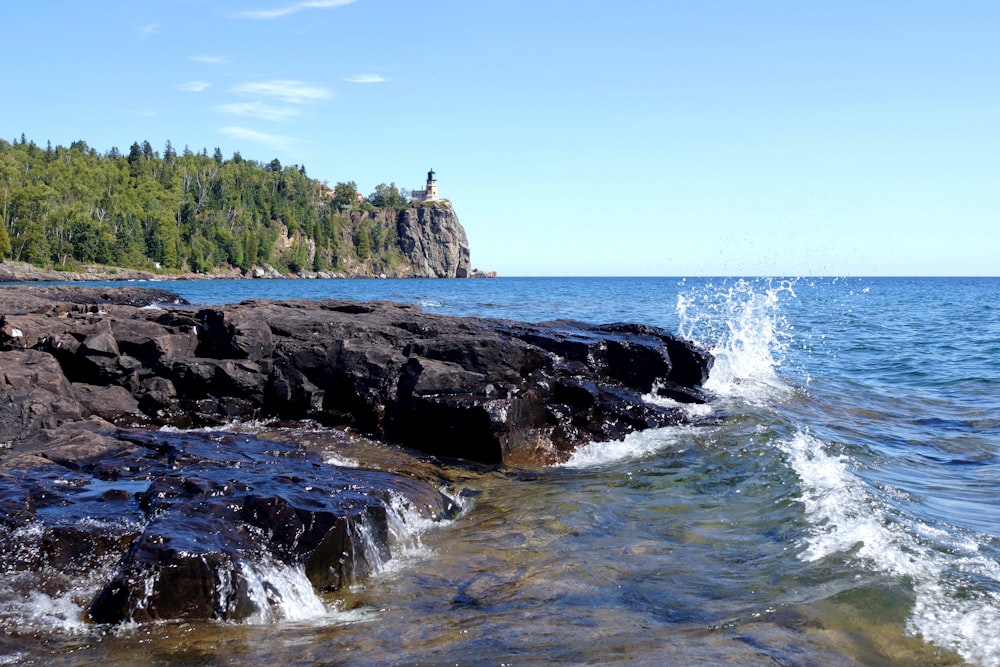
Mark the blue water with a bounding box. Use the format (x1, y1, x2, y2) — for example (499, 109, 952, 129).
(3, 276, 999, 665)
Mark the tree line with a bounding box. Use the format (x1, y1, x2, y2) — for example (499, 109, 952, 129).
(0, 135, 420, 274)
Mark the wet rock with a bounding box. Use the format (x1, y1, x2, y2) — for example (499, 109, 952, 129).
(1, 287, 712, 465)
(85, 429, 454, 623)
(0, 422, 457, 624)
(0, 285, 716, 625)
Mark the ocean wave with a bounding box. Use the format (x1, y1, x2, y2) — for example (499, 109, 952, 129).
(780, 430, 1000, 666)
(558, 424, 695, 469)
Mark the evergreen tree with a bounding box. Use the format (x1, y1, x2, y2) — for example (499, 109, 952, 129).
(0, 135, 419, 275)
(0, 220, 10, 259)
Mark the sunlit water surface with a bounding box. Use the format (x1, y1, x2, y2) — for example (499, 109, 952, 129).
(2, 276, 998, 666)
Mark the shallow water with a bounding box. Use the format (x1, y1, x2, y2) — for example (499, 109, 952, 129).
(2, 276, 998, 665)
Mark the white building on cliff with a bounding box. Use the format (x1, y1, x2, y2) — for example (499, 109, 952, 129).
(410, 169, 439, 202)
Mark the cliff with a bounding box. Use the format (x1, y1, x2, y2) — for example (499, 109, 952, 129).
(339, 202, 473, 278)
(395, 204, 472, 278)
(0, 203, 483, 282)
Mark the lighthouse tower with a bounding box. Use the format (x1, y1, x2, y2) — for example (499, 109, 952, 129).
(424, 169, 439, 202)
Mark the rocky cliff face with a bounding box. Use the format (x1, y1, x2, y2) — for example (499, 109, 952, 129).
(395, 205, 471, 278)
(0, 203, 477, 282)
(343, 203, 472, 278)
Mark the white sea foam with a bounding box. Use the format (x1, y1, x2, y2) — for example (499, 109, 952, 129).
(0, 531, 115, 636)
(2, 589, 91, 634)
(322, 452, 361, 467)
(368, 488, 454, 579)
(157, 419, 271, 434)
(559, 425, 691, 469)
(642, 389, 714, 418)
(781, 430, 1000, 666)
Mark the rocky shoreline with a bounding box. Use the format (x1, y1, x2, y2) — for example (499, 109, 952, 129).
(0, 284, 712, 623)
(0, 260, 498, 283)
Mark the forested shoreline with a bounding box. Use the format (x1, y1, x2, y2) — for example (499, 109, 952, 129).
(0, 135, 426, 276)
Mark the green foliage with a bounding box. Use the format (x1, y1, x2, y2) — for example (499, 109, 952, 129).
(354, 225, 372, 261)
(332, 181, 359, 210)
(0, 222, 10, 258)
(0, 136, 412, 274)
(367, 182, 409, 209)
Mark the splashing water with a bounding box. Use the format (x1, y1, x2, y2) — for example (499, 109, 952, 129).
(781, 431, 1000, 667)
(232, 559, 328, 624)
(558, 424, 695, 469)
(677, 278, 797, 402)
(561, 279, 799, 471)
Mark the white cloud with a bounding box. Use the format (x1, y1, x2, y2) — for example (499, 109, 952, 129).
(344, 74, 387, 84)
(230, 80, 332, 104)
(190, 55, 228, 65)
(218, 126, 298, 153)
(236, 0, 355, 20)
(138, 22, 160, 38)
(178, 81, 212, 93)
(217, 102, 300, 121)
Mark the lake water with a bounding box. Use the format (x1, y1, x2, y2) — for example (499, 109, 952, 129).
(2, 276, 998, 666)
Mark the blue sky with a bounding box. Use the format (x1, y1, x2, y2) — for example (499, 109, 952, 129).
(3, 1, 997, 276)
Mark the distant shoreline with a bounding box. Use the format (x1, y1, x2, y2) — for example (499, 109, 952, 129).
(0, 261, 496, 283)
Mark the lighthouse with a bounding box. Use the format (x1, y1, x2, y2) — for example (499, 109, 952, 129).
(411, 169, 441, 202)
(424, 169, 438, 201)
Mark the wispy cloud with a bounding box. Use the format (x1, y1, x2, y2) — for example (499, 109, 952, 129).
(138, 22, 160, 39)
(178, 81, 212, 93)
(344, 74, 387, 84)
(230, 80, 332, 104)
(190, 55, 229, 65)
(236, 0, 355, 20)
(217, 102, 300, 122)
(219, 126, 298, 154)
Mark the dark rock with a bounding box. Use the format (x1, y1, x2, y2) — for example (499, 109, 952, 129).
(0, 349, 88, 442)
(0, 285, 715, 626)
(0, 284, 187, 312)
(90, 429, 451, 623)
(1, 288, 712, 465)
(0, 421, 457, 624)
(72, 383, 145, 422)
